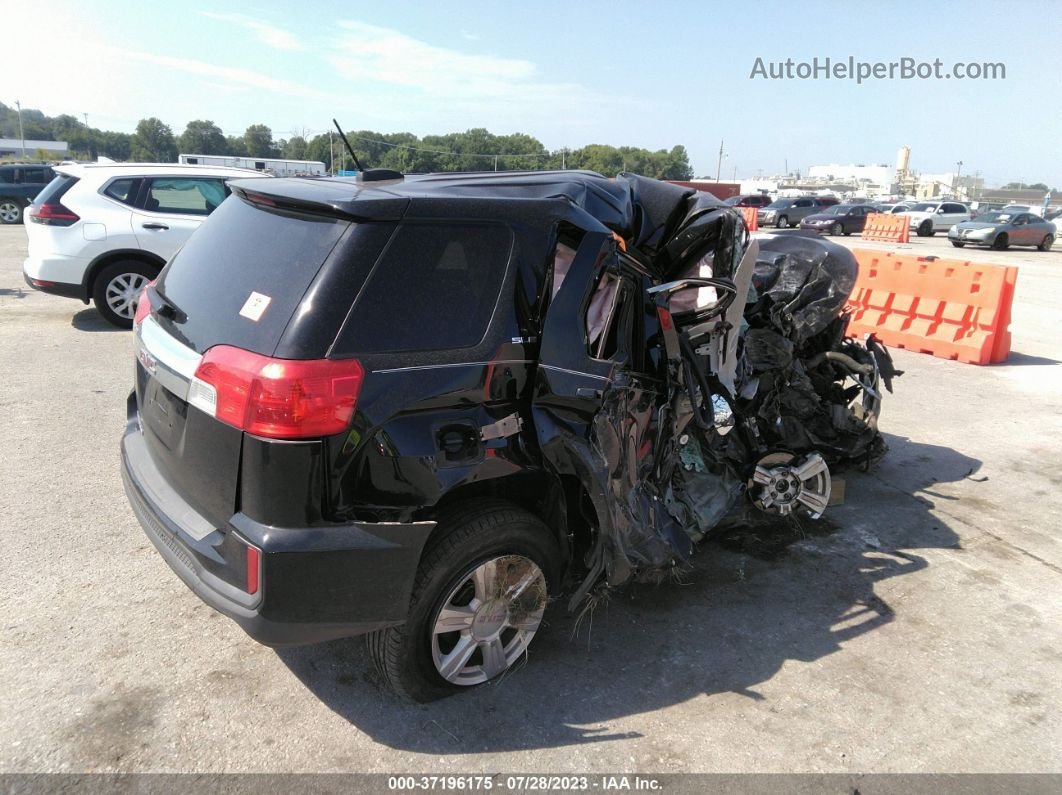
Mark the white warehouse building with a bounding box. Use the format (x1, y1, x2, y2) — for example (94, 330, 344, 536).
(806, 163, 893, 189)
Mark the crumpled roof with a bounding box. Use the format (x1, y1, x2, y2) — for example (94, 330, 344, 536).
(233, 170, 739, 280)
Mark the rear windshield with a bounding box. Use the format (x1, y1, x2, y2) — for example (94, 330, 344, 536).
(155, 198, 349, 355)
(33, 174, 79, 205)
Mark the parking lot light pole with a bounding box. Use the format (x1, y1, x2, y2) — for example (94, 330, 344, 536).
(15, 100, 27, 159)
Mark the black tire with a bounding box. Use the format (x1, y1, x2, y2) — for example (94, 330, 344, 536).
(992, 233, 1009, 251)
(367, 499, 560, 702)
(951, 241, 966, 248)
(0, 198, 23, 225)
(830, 222, 843, 236)
(1038, 234, 1054, 252)
(91, 260, 158, 328)
(918, 220, 933, 237)
(776, 215, 789, 229)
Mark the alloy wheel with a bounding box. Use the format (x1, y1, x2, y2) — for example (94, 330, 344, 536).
(430, 554, 547, 686)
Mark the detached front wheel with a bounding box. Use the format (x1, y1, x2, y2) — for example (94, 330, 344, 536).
(368, 500, 558, 701)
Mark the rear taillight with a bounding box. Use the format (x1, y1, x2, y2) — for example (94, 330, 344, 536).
(188, 345, 364, 439)
(28, 202, 80, 226)
(133, 281, 157, 329)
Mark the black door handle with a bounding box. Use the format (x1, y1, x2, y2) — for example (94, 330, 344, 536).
(141, 222, 169, 230)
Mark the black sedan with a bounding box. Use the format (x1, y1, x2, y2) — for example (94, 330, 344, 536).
(948, 211, 1056, 251)
(799, 204, 877, 236)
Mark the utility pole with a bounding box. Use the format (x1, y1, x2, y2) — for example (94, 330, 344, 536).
(716, 139, 724, 181)
(15, 100, 26, 159)
(83, 112, 89, 127)
(954, 160, 963, 197)
(329, 130, 334, 174)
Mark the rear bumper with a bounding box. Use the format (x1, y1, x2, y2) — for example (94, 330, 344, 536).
(121, 412, 436, 646)
(23, 271, 88, 301)
(23, 254, 91, 301)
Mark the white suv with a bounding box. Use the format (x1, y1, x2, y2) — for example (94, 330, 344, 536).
(900, 201, 972, 237)
(22, 163, 268, 326)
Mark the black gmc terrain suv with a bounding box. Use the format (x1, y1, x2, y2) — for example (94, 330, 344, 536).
(122, 170, 895, 700)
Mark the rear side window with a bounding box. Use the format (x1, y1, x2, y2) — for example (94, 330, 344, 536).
(154, 198, 348, 355)
(144, 178, 227, 215)
(33, 174, 79, 205)
(336, 222, 512, 355)
(103, 178, 141, 205)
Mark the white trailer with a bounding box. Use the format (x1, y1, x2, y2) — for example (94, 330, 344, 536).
(178, 154, 327, 177)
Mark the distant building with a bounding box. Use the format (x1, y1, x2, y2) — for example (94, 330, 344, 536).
(0, 138, 69, 158)
(914, 172, 958, 199)
(803, 163, 897, 198)
(739, 179, 778, 196)
(976, 188, 1060, 207)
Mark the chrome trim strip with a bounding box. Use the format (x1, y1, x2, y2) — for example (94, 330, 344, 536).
(540, 364, 611, 382)
(135, 315, 203, 400)
(372, 359, 530, 374)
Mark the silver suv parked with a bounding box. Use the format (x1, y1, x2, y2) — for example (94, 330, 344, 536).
(757, 196, 839, 228)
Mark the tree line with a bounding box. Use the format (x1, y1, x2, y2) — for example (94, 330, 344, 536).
(0, 103, 693, 179)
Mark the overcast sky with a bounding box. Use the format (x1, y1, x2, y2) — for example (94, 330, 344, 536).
(8, 0, 1059, 187)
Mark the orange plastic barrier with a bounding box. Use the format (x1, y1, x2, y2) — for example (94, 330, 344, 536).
(741, 207, 758, 231)
(845, 250, 1018, 365)
(860, 212, 910, 244)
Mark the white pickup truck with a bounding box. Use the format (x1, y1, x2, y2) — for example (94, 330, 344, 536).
(901, 201, 972, 237)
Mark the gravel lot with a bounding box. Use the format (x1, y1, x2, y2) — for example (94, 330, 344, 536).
(1, 223, 1060, 774)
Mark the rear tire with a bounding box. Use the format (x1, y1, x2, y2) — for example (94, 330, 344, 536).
(1038, 234, 1054, 251)
(0, 199, 23, 224)
(367, 500, 559, 702)
(92, 260, 158, 328)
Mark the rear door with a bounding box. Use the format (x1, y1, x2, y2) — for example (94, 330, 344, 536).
(852, 205, 872, 233)
(132, 176, 229, 261)
(531, 232, 667, 590)
(938, 202, 966, 231)
(1010, 213, 1035, 245)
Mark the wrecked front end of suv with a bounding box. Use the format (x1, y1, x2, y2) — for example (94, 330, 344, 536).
(532, 175, 900, 606)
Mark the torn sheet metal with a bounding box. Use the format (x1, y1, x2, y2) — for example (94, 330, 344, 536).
(528, 176, 898, 594)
